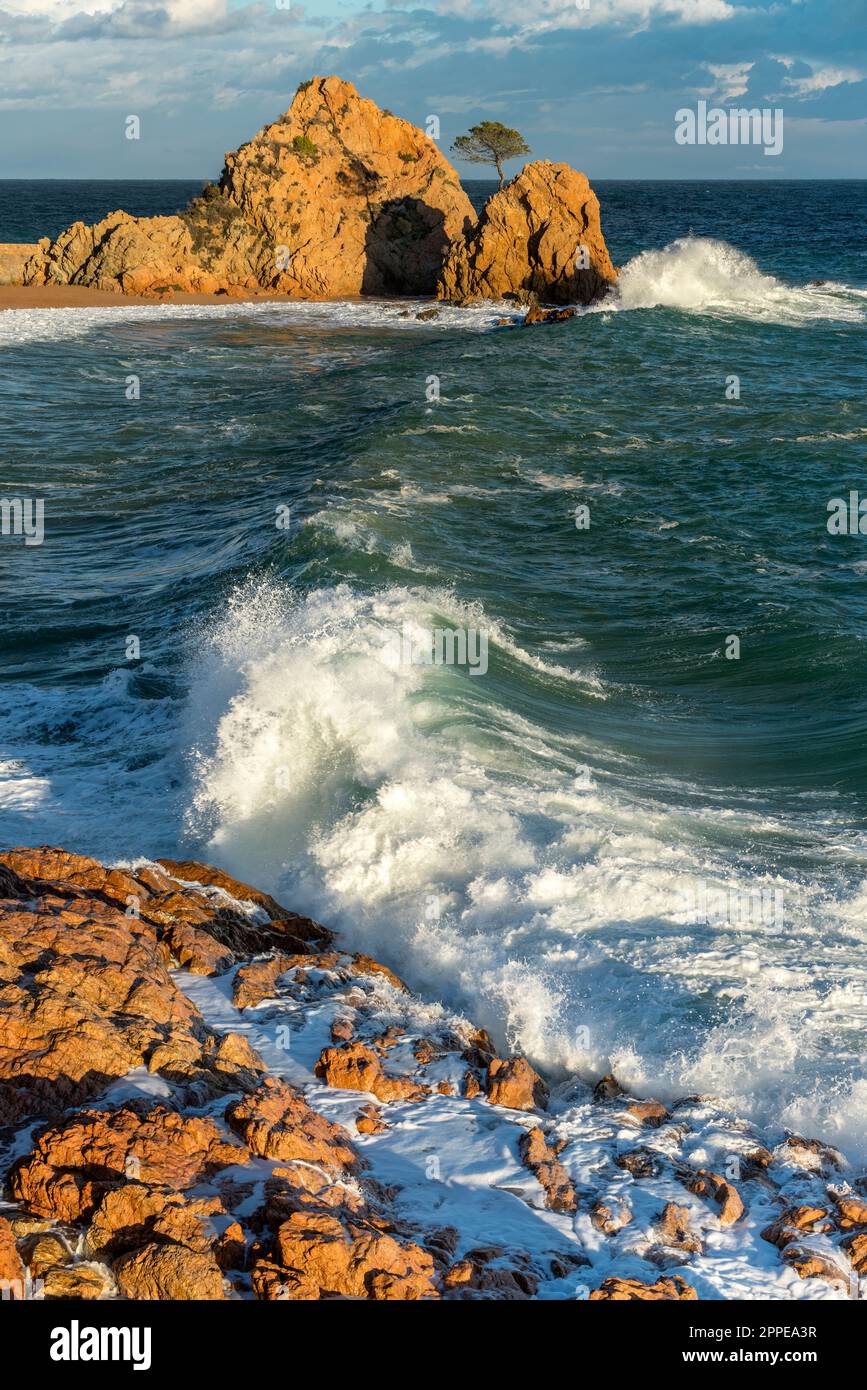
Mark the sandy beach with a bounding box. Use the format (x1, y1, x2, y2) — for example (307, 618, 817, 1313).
(0, 284, 308, 311)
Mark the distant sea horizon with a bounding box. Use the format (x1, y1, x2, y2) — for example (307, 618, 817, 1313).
(2, 178, 866, 286)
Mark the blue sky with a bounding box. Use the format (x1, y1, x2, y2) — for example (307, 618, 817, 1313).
(0, 0, 864, 178)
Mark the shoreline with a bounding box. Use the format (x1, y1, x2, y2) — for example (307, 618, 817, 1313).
(0, 285, 371, 312)
(1, 845, 864, 1302)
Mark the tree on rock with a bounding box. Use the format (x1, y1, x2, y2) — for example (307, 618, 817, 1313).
(451, 122, 531, 189)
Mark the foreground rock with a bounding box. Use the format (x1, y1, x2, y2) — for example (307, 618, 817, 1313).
(3, 847, 865, 1302)
(0, 848, 314, 1123)
(437, 161, 616, 307)
(23, 77, 473, 300)
(590, 1274, 698, 1301)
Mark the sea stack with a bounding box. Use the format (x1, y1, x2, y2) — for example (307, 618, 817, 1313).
(19, 81, 617, 308)
(437, 161, 617, 306)
(22, 77, 475, 300)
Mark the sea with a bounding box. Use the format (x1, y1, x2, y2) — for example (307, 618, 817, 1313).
(1, 178, 866, 1161)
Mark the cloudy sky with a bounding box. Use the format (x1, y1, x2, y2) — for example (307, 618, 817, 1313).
(0, 0, 864, 178)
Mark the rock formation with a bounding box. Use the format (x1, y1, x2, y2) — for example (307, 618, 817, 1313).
(2, 846, 863, 1302)
(437, 161, 617, 306)
(23, 77, 474, 299)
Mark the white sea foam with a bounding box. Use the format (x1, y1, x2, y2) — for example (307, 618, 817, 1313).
(0, 296, 519, 346)
(609, 236, 867, 324)
(178, 578, 867, 1161)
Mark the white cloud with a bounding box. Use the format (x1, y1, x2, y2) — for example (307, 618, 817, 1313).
(784, 64, 865, 98)
(434, 0, 739, 29)
(696, 60, 754, 101)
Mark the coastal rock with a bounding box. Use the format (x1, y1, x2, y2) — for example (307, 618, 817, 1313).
(232, 953, 304, 1009)
(486, 1056, 549, 1111)
(437, 161, 616, 306)
(443, 1257, 539, 1300)
(656, 1202, 703, 1255)
(590, 1198, 632, 1234)
(0, 1216, 25, 1291)
(781, 1246, 848, 1288)
(835, 1196, 867, 1230)
(254, 1211, 439, 1300)
(22, 1232, 71, 1277)
(42, 1265, 112, 1300)
(593, 1073, 625, 1103)
(225, 1078, 359, 1169)
(23, 77, 473, 300)
(589, 1274, 698, 1301)
(314, 1041, 426, 1103)
(9, 1105, 248, 1222)
(625, 1100, 670, 1128)
(0, 848, 287, 1122)
(113, 1241, 226, 1301)
(761, 1204, 830, 1249)
(518, 1127, 577, 1212)
(842, 1232, 867, 1273)
(678, 1168, 744, 1226)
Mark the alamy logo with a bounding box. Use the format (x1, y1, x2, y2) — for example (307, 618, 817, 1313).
(681, 878, 784, 933)
(675, 100, 783, 157)
(827, 491, 867, 535)
(386, 623, 488, 675)
(0, 496, 44, 545)
(50, 1320, 152, 1371)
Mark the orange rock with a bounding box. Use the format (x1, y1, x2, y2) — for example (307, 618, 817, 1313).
(835, 1196, 867, 1230)
(255, 1210, 438, 1300)
(113, 1241, 226, 1300)
(761, 1205, 830, 1249)
(779, 1135, 844, 1172)
(215, 1222, 246, 1271)
(350, 954, 409, 993)
(486, 1056, 549, 1112)
(0, 850, 270, 1122)
(86, 1183, 224, 1259)
(43, 1265, 111, 1299)
(233, 953, 304, 1009)
(590, 1199, 632, 1235)
(781, 1246, 848, 1287)
(657, 1202, 702, 1255)
(518, 1128, 577, 1212)
(437, 161, 616, 307)
(625, 1100, 670, 1128)
(23, 78, 473, 301)
(9, 1105, 248, 1222)
(678, 1168, 745, 1226)
(356, 1104, 387, 1135)
(22, 1233, 71, 1277)
(463, 1071, 482, 1099)
(314, 1042, 425, 1103)
(590, 1275, 698, 1301)
(593, 1073, 625, 1103)
(0, 1216, 25, 1292)
(225, 1078, 358, 1170)
(842, 1232, 867, 1273)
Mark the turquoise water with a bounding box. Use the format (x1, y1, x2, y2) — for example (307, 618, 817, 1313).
(1, 181, 866, 1155)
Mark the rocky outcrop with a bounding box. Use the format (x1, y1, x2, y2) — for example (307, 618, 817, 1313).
(0, 244, 37, 286)
(437, 161, 616, 306)
(314, 1041, 426, 1103)
(225, 1078, 359, 1169)
(0, 847, 311, 1124)
(23, 77, 474, 300)
(486, 1055, 549, 1111)
(4, 848, 866, 1304)
(518, 1127, 577, 1212)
